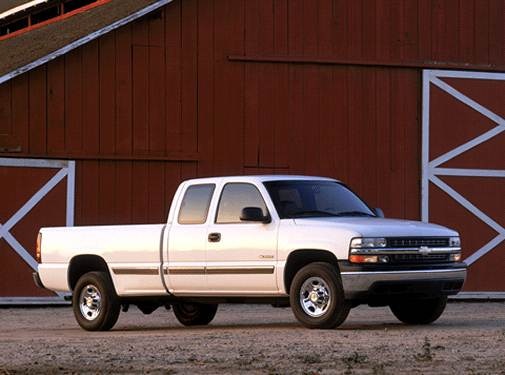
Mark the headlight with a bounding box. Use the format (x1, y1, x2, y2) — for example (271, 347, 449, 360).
(350, 237, 387, 249)
(449, 237, 461, 247)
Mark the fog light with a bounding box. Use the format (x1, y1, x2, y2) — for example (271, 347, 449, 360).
(378, 255, 390, 263)
(450, 253, 462, 262)
(349, 255, 378, 263)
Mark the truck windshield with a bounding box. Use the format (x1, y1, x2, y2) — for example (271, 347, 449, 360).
(263, 180, 375, 219)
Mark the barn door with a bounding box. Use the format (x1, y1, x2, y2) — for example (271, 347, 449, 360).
(422, 70, 505, 293)
(0, 158, 75, 302)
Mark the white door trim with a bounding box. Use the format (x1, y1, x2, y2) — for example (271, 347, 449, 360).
(421, 70, 505, 266)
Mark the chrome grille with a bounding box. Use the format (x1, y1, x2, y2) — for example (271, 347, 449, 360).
(386, 237, 449, 248)
(390, 253, 450, 264)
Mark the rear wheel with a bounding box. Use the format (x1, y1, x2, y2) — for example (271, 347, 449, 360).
(289, 262, 350, 329)
(173, 303, 218, 326)
(390, 296, 447, 325)
(72, 271, 120, 331)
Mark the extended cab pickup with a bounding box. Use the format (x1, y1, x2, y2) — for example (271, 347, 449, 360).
(34, 175, 467, 331)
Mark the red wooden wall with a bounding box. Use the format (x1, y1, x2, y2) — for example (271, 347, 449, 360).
(0, 0, 503, 294)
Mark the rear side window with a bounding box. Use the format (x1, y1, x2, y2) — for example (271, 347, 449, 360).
(178, 184, 215, 224)
(216, 183, 267, 223)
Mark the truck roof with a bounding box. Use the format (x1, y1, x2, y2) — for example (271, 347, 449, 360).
(182, 175, 340, 185)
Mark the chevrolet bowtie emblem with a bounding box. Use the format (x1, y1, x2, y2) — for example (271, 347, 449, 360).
(419, 246, 431, 255)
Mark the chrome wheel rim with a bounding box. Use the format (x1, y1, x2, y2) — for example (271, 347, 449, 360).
(300, 277, 331, 317)
(79, 284, 102, 321)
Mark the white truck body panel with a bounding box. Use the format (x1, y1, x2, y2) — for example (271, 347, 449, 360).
(293, 217, 458, 238)
(39, 224, 166, 295)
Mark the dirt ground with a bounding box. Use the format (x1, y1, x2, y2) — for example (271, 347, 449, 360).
(0, 302, 504, 374)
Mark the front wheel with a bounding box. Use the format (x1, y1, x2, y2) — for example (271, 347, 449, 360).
(72, 271, 120, 331)
(390, 296, 447, 325)
(289, 262, 350, 329)
(173, 303, 218, 326)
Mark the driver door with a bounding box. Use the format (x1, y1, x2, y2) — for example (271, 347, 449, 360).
(205, 182, 278, 294)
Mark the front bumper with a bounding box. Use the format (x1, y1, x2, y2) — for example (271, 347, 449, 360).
(32, 272, 46, 289)
(340, 264, 467, 301)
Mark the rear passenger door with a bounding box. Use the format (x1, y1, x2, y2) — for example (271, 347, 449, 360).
(166, 183, 215, 294)
(205, 183, 278, 294)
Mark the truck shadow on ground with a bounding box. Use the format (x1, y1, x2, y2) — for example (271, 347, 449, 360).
(107, 320, 472, 333)
(113, 321, 300, 332)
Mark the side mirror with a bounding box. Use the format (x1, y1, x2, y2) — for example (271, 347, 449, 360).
(372, 208, 385, 218)
(240, 207, 271, 223)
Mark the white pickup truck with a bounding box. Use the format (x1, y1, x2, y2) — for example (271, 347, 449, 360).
(34, 175, 466, 331)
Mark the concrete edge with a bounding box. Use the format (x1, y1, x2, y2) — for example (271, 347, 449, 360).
(0, 297, 71, 307)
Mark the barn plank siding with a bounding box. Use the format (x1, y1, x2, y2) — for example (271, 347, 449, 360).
(0, 0, 503, 296)
(0, 82, 12, 141)
(0, 0, 501, 218)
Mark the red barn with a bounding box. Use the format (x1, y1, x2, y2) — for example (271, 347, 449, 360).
(0, 0, 503, 302)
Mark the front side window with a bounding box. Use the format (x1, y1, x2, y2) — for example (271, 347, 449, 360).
(216, 183, 267, 223)
(264, 180, 374, 219)
(178, 184, 215, 224)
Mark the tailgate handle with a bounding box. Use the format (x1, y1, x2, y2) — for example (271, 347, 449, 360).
(208, 232, 221, 242)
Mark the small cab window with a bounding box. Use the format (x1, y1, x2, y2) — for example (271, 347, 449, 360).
(178, 184, 215, 224)
(216, 183, 267, 224)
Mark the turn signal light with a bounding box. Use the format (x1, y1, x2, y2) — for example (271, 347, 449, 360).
(349, 255, 391, 264)
(349, 255, 378, 263)
(36, 233, 42, 263)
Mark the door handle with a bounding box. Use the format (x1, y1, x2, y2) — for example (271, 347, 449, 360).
(208, 232, 221, 242)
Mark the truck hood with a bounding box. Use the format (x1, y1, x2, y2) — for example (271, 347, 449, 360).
(293, 217, 458, 237)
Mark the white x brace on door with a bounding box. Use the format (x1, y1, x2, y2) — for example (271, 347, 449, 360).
(422, 70, 505, 266)
(0, 158, 75, 271)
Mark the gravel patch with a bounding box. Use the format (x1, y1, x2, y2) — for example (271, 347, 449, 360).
(1, 302, 505, 374)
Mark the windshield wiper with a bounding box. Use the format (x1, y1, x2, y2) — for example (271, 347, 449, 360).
(288, 210, 338, 218)
(335, 211, 375, 217)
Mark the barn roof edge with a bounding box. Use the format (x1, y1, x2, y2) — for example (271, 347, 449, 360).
(0, 0, 173, 85)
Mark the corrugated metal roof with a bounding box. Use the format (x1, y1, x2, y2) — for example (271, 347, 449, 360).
(0, 0, 166, 81)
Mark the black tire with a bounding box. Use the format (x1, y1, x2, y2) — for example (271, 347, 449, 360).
(390, 296, 447, 325)
(289, 262, 350, 329)
(173, 303, 218, 326)
(72, 271, 120, 331)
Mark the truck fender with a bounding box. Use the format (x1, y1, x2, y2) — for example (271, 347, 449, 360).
(282, 249, 339, 294)
(67, 254, 117, 294)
